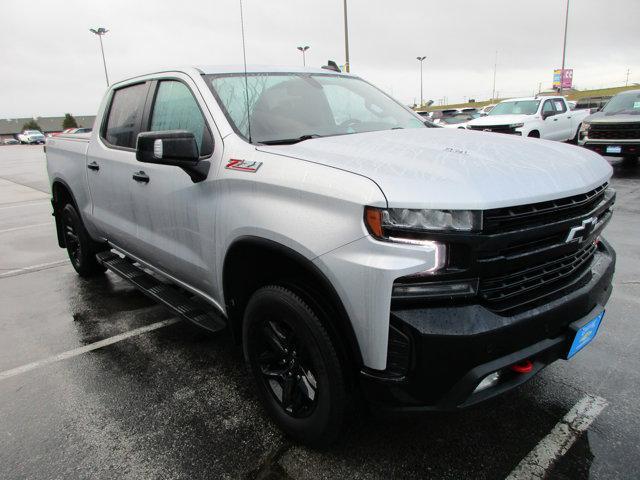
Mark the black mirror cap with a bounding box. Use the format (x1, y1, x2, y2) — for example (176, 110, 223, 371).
(136, 130, 199, 165)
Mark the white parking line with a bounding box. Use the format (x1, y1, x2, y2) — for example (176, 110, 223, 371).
(0, 200, 49, 210)
(505, 394, 608, 480)
(0, 222, 51, 234)
(0, 260, 68, 278)
(0, 318, 180, 381)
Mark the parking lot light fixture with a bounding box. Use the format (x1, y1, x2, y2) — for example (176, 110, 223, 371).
(297, 46, 310, 67)
(416, 56, 426, 107)
(89, 27, 110, 87)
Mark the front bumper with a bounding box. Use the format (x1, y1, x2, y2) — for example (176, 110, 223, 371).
(582, 140, 640, 158)
(360, 239, 615, 411)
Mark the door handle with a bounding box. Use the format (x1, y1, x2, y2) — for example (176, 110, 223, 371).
(553, 118, 558, 121)
(87, 161, 100, 171)
(132, 171, 150, 183)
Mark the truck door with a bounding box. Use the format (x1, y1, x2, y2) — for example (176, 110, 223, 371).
(129, 76, 220, 294)
(86, 81, 149, 251)
(552, 98, 572, 141)
(540, 100, 561, 140)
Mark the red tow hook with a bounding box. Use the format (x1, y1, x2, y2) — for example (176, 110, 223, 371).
(510, 359, 533, 374)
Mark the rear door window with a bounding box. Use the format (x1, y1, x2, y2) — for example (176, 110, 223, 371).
(553, 99, 567, 113)
(103, 83, 148, 149)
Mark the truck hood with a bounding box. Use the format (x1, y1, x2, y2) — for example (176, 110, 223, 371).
(467, 114, 533, 126)
(585, 111, 640, 124)
(257, 128, 612, 209)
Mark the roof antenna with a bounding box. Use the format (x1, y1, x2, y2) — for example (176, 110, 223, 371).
(239, 0, 252, 143)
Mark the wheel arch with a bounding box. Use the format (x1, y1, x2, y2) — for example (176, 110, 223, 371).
(222, 236, 364, 370)
(51, 178, 80, 248)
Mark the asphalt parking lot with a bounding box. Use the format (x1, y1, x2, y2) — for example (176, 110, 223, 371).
(1, 145, 639, 480)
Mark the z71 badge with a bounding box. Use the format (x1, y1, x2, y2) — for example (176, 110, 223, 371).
(225, 159, 263, 173)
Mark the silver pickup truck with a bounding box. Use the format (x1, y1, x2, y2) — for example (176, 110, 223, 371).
(46, 65, 616, 446)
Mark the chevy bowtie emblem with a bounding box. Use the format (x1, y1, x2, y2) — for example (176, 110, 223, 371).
(566, 217, 597, 243)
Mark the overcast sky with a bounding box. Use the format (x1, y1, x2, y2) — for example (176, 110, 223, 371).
(1, 0, 639, 118)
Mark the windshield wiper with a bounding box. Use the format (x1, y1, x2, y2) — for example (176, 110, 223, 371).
(259, 134, 323, 145)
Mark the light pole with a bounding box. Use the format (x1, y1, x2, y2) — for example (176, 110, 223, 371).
(297, 46, 310, 66)
(492, 51, 498, 101)
(416, 56, 426, 107)
(343, 0, 350, 72)
(559, 0, 570, 95)
(89, 27, 110, 86)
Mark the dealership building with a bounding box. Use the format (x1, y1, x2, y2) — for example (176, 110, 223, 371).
(0, 116, 96, 141)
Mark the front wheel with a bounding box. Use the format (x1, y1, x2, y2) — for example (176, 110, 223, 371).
(60, 203, 106, 277)
(243, 286, 349, 447)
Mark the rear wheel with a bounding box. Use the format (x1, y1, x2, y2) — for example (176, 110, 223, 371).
(61, 203, 106, 277)
(243, 285, 348, 447)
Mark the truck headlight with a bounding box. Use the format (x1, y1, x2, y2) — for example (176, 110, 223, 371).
(510, 123, 525, 129)
(365, 206, 482, 235)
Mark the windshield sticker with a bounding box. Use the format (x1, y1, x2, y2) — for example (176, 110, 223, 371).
(226, 159, 263, 173)
(634, 101, 640, 109)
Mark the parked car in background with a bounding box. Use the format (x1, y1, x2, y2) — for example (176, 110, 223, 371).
(466, 96, 589, 141)
(436, 112, 481, 129)
(51, 128, 93, 137)
(51, 128, 78, 137)
(579, 89, 640, 161)
(17, 130, 46, 144)
(480, 104, 496, 115)
(3, 138, 20, 145)
(46, 65, 616, 446)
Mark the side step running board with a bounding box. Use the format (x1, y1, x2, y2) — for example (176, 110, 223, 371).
(96, 251, 226, 334)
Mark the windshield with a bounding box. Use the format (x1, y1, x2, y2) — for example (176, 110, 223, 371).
(489, 100, 540, 116)
(206, 73, 425, 144)
(26, 130, 41, 135)
(602, 91, 640, 115)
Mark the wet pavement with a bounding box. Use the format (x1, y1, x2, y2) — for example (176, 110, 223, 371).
(1, 145, 639, 479)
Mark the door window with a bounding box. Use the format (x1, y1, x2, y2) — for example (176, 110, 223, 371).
(103, 83, 148, 148)
(150, 80, 211, 155)
(542, 100, 555, 116)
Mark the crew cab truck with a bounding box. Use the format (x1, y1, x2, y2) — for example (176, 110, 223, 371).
(467, 96, 589, 141)
(579, 89, 640, 161)
(46, 66, 616, 446)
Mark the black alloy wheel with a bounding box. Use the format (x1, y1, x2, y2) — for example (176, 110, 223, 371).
(60, 203, 106, 277)
(256, 318, 318, 418)
(243, 285, 349, 446)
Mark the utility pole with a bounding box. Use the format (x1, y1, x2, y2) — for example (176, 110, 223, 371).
(626, 68, 630, 86)
(492, 51, 498, 101)
(416, 56, 426, 107)
(559, 0, 570, 95)
(297, 46, 310, 66)
(343, 0, 350, 72)
(89, 27, 110, 86)
(538, 82, 542, 95)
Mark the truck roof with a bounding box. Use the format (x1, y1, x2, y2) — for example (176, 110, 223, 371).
(196, 65, 351, 76)
(500, 96, 564, 103)
(112, 65, 354, 88)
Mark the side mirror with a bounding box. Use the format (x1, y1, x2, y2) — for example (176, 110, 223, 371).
(136, 130, 199, 166)
(541, 111, 553, 120)
(136, 130, 210, 183)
